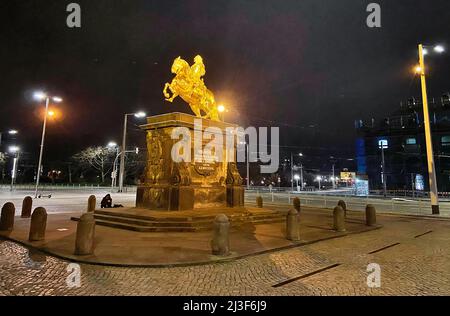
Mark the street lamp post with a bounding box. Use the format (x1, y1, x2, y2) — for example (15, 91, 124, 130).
(107, 142, 119, 189)
(118, 111, 146, 193)
(290, 152, 294, 192)
(294, 174, 300, 192)
(331, 163, 336, 189)
(9, 146, 20, 191)
(298, 153, 304, 191)
(316, 176, 322, 191)
(300, 163, 304, 191)
(291, 152, 305, 192)
(378, 139, 388, 198)
(33, 92, 62, 198)
(417, 44, 444, 214)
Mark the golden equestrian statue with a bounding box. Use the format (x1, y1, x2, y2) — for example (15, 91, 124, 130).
(163, 55, 220, 121)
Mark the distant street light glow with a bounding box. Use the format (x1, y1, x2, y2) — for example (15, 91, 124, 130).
(414, 65, 422, 73)
(434, 45, 445, 53)
(52, 96, 63, 103)
(218, 105, 225, 113)
(9, 146, 20, 153)
(423, 48, 429, 55)
(48, 110, 55, 117)
(108, 141, 117, 148)
(8, 130, 18, 135)
(134, 111, 146, 118)
(33, 91, 47, 101)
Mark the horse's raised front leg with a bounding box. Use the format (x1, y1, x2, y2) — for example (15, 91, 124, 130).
(164, 83, 178, 102)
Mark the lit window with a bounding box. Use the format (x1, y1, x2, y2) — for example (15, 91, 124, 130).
(406, 138, 416, 145)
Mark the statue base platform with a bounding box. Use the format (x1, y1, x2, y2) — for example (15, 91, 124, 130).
(87, 206, 285, 232)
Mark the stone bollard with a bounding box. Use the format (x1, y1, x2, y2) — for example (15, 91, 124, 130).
(338, 200, 347, 217)
(286, 209, 300, 241)
(211, 214, 230, 256)
(256, 196, 263, 208)
(75, 213, 96, 255)
(0, 202, 15, 231)
(293, 197, 301, 213)
(365, 204, 377, 226)
(333, 206, 346, 232)
(29, 207, 47, 241)
(21, 196, 33, 218)
(87, 195, 96, 212)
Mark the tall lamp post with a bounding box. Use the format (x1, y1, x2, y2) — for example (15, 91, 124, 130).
(9, 146, 20, 191)
(33, 92, 63, 198)
(118, 111, 146, 193)
(291, 152, 304, 192)
(107, 142, 119, 189)
(294, 174, 300, 192)
(299, 153, 304, 191)
(416, 44, 445, 215)
(378, 139, 388, 197)
(316, 176, 322, 191)
(290, 152, 294, 192)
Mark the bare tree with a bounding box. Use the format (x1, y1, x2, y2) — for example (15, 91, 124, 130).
(72, 146, 114, 183)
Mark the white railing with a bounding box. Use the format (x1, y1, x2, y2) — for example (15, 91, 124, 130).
(244, 191, 447, 217)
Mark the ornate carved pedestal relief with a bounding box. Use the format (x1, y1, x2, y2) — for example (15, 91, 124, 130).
(136, 112, 244, 211)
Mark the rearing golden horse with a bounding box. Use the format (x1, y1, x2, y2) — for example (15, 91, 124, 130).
(163, 55, 220, 121)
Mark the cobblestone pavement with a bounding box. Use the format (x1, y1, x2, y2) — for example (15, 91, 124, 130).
(1, 215, 450, 296)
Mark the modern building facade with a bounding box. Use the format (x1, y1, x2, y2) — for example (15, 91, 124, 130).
(355, 93, 450, 193)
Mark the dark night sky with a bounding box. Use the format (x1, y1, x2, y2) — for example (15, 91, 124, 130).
(1, 0, 450, 165)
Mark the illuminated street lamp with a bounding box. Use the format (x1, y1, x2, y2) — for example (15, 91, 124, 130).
(134, 111, 146, 118)
(294, 174, 300, 192)
(316, 176, 322, 191)
(0, 130, 19, 147)
(118, 111, 146, 192)
(33, 91, 63, 198)
(9, 146, 20, 191)
(415, 44, 445, 214)
(434, 45, 445, 53)
(290, 152, 305, 192)
(108, 142, 120, 189)
(298, 153, 305, 191)
(414, 65, 423, 73)
(378, 139, 388, 197)
(218, 104, 226, 122)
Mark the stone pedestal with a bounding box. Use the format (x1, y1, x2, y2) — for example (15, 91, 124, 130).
(136, 112, 244, 211)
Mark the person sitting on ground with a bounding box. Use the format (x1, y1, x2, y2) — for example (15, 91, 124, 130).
(100, 194, 113, 208)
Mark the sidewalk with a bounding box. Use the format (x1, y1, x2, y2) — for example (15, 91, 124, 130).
(0, 208, 379, 267)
